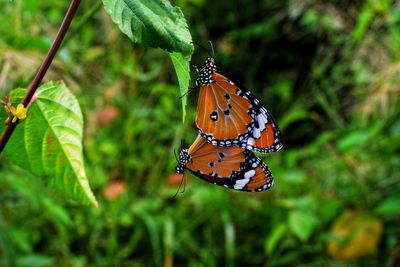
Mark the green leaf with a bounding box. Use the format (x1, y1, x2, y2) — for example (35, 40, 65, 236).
(279, 105, 308, 130)
(102, 0, 194, 58)
(0, 82, 98, 207)
(319, 199, 342, 223)
(265, 224, 287, 255)
(337, 130, 371, 151)
(17, 254, 55, 267)
(288, 209, 318, 242)
(170, 52, 190, 122)
(376, 197, 400, 215)
(352, 3, 374, 42)
(135, 211, 162, 266)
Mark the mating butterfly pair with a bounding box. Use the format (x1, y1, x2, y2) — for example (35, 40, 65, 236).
(176, 56, 283, 191)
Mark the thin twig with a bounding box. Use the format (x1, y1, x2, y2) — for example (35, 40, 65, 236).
(0, 0, 82, 154)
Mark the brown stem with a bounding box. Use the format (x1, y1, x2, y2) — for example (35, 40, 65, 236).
(0, 0, 82, 154)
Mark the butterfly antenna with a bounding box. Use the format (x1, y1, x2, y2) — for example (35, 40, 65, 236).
(192, 41, 213, 58)
(191, 63, 199, 73)
(208, 40, 214, 58)
(172, 173, 186, 198)
(179, 87, 195, 99)
(179, 63, 198, 99)
(181, 173, 187, 193)
(173, 148, 179, 163)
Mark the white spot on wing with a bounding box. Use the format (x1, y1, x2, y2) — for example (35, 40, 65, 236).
(234, 178, 249, 189)
(257, 114, 267, 132)
(234, 170, 255, 190)
(246, 137, 255, 149)
(244, 169, 255, 179)
(253, 127, 261, 138)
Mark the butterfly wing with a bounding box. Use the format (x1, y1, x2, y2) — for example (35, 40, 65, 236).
(196, 73, 254, 143)
(186, 135, 245, 178)
(185, 135, 273, 192)
(196, 72, 283, 153)
(231, 150, 274, 191)
(243, 93, 283, 153)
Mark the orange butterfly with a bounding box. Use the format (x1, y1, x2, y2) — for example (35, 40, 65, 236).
(176, 135, 273, 192)
(194, 58, 283, 153)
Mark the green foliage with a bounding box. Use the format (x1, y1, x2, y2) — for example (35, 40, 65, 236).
(0, 82, 97, 207)
(288, 209, 319, 242)
(102, 0, 193, 58)
(265, 224, 287, 255)
(376, 197, 400, 215)
(102, 0, 193, 120)
(0, 0, 400, 266)
(169, 52, 190, 122)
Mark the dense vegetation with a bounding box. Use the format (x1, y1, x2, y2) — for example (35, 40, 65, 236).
(0, 0, 399, 266)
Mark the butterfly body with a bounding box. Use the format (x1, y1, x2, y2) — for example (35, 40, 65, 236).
(195, 58, 283, 153)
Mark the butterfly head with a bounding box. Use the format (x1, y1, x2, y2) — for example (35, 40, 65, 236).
(196, 57, 217, 86)
(176, 149, 191, 174)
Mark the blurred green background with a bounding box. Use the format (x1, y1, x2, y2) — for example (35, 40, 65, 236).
(1, 0, 400, 266)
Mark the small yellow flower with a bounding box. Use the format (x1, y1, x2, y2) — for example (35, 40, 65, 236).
(9, 104, 27, 123)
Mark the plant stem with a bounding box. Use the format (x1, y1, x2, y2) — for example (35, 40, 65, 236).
(0, 0, 82, 154)
(64, 1, 103, 45)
